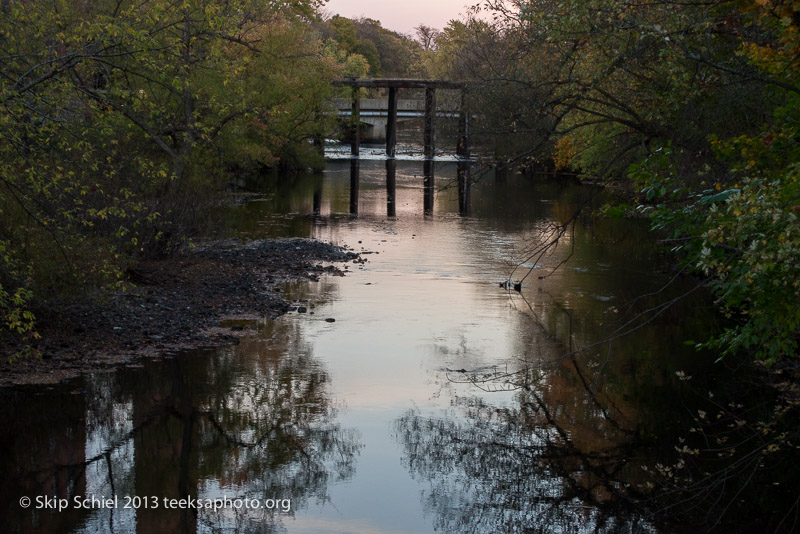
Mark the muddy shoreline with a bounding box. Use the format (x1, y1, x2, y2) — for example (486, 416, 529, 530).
(0, 238, 361, 387)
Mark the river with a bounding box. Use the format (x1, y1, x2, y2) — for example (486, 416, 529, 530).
(1, 153, 737, 533)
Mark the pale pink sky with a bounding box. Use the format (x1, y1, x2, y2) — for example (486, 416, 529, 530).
(322, 0, 477, 35)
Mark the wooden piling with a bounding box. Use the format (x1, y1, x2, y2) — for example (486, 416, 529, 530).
(351, 87, 360, 157)
(457, 90, 469, 159)
(386, 87, 398, 158)
(332, 79, 467, 160)
(424, 87, 436, 159)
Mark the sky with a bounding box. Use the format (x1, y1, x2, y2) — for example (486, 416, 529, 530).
(322, 0, 478, 35)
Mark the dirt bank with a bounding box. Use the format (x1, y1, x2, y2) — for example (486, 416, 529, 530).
(0, 238, 362, 386)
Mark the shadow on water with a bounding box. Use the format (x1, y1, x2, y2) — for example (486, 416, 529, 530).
(391, 268, 706, 534)
(345, 156, 467, 218)
(3, 156, 798, 533)
(0, 320, 360, 533)
(225, 151, 473, 237)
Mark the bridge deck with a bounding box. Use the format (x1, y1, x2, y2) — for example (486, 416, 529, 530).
(332, 78, 468, 159)
(332, 78, 465, 90)
(331, 98, 460, 113)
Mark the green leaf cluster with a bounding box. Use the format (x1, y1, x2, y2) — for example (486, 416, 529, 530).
(633, 140, 800, 364)
(321, 16, 426, 78)
(0, 0, 343, 354)
(427, 0, 800, 362)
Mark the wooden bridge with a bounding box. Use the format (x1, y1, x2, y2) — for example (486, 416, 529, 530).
(330, 98, 460, 143)
(332, 78, 469, 160)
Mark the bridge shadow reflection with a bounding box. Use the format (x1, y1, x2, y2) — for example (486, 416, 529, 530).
(345, 158, 471, 217)
(423, 160, 434, 216)
(457, 160, 471, 216)
(349, 159, 360, 215)
(386, 159, 396, 217)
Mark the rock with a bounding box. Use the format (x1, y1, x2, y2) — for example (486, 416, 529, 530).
(0, 237, 362, 386)
(325, 318, 336, 323)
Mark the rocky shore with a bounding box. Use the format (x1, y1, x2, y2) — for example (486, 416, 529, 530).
(0, 238, 361, 386)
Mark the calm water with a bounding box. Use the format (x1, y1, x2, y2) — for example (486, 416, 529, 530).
(2, 156, 723, 533)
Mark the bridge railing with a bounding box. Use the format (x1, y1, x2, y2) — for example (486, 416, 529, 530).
(330, 98, 461, 113)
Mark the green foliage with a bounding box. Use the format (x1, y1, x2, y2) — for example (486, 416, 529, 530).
(435, 0, 800, 363)
(322, 16, 426, 78)
(699, 175, 800, 362)
(215, 18, 338, 170)
(633, 141, 800, 364)
(622, 0, 800, 364)
(0, 0, 339, 354)
(429, 0, 800, 525)
(429, 0, 774, 173)
(321, 40, 371, 79)
(0, 238, 38, 355)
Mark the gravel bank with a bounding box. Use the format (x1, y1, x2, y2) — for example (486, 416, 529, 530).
(0, 238, 361, 386)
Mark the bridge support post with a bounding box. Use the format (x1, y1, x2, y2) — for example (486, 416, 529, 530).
(350, 87, 360, 157)
(457, 90, 469, 159)
(424, 87, 436, 159)
(386, 87, 398, 157)
(457, 90, 470, 215)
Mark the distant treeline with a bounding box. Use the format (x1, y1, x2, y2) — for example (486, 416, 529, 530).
(0, 1, 429, 352)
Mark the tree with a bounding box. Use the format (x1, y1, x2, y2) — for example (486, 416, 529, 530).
(415, 24, 442, 51)
(423, 0, 800, 527)
(323, 16, 427, 78)
(0, 0, 340, 353)
(428, 0, 796, 360)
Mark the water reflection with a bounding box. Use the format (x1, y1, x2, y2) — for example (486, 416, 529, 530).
(1, 320, 360, 533)
(0, 387, 89, 533)
(391, 284, 667, 532)
(349, 159, 359, 215)
(423, 160, 435, 216)
(386, 159, 396, 217)
(347, 157, 453, 217)
(6, 162, 772, 533)
(394, 383, 656, 534)
(252, 158, 475, 227)
(457, 160, 471, 216)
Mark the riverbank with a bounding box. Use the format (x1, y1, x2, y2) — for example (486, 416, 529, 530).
(0, 238, 361, 387)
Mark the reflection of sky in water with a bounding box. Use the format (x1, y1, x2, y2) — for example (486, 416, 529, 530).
(3, 159, 709, 533)
(280, 216, 527, 531)
(254, 160, 672, 532)
(324, 142, 468, 162)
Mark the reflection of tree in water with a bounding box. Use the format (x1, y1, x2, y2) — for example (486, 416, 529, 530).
(4, 318, 360, 534)
(190, 322, 360, 532)
(396, 354, 658, 534)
